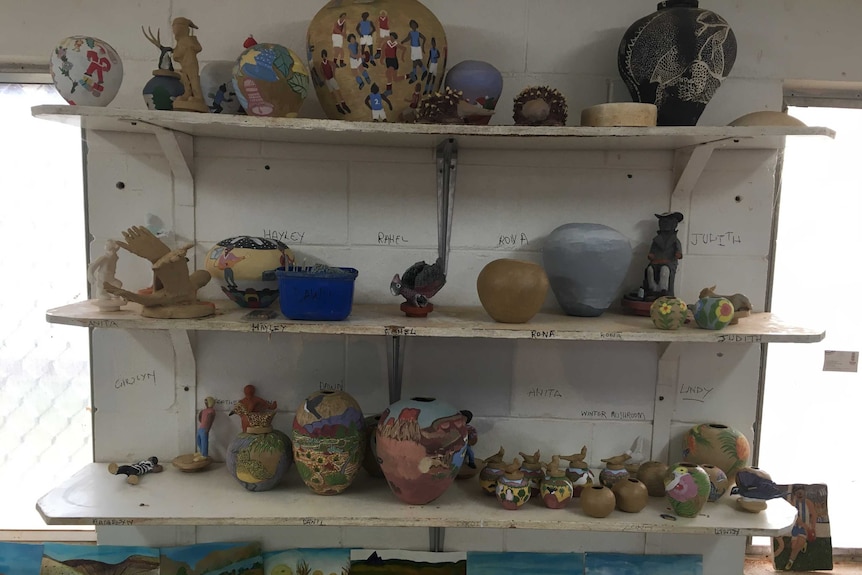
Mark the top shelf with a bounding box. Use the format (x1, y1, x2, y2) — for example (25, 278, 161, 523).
(32, 105, 835, 151)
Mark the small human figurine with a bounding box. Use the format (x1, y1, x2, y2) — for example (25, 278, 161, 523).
(643, 212, 684, 297)
(195, 396, 216, 460)
(457, 409, 479, 478)
(87, 239, 126, 311)
(229, 384, 277, 432)
(108, 456, 163, 485)
(170, 17, 208, 112)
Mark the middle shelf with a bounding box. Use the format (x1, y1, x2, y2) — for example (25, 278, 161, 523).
(47, 301, 824, 343)
(38, 462, 795, 535)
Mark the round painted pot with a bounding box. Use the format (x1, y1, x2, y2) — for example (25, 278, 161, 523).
(50, 36, 123, 106)
(306, 0, 448, 122)
(612, 477, 649, 513)
(375, 397, 468, 505)
(682, 423, 751, 482)
(205, 236, 294, 308)
(650, 296, 688, 330)
(444, 60, 503, 125)
(362, 413, 385, 478)
(142, 73, 184, 110)
(233, 43, 310, 117)
(599, 466, 629, 489)
(702, 464, 729, 502)
(542, 223, 633, 317)
(519, 459, 544, 495)
(479, 456, 507, 495)
(540, 474, 574, 509)
(226, 411, 293, 492)
(618, 0, 737, 126)
(496, 475, 531, 510)
(636, 460, 668, 497)
(476, 259, 549, 323)
(664, 462, 711, 517)
(565, 466, 595, 497)
(201, 60, 243, 114)
(580, 484, 616, 518)
(692, 296, 735, 330)
(292, 390, 365, 495)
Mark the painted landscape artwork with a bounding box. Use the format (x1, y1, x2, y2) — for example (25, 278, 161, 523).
(161, 542, 263, 575)
(264, 548, 350, 575)
(584, 553, 702, 575)
(0, 541, 43, 575)
(40, 543, 160, 574)
(350, 549, 466, 575)
(467, 551, 584, 575)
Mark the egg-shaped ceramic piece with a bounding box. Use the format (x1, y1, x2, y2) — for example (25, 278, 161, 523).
(50, 36, 123, 106)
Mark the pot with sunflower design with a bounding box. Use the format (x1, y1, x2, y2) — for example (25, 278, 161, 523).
(650, 296, 687, 330)
(682, 423, 751, 483)
(692, 296, 734, 330)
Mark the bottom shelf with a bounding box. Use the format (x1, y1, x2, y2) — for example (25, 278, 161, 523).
(37, 463, 795, 536)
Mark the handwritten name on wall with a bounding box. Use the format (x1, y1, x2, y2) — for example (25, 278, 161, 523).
(115, 370, 156, 390)
(580, 409, 647, 421)
(680, 384, 714, 403)
(497, 233, 529, 248)
(263, 229, 306, 244)
(378, 233, 409, 245)
(689, 231, 742, 247)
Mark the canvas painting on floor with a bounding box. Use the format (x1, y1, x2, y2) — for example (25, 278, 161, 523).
(467, 551, 584, 575)
(350, 549, 466, 575)
(0, 542, 43, 575)
(41, 543, 160, 574)
(263, 548, 350, 575)
(772, 483, 832, 571)
(585, 552, 702, 575)
(161, 541, 263, 575)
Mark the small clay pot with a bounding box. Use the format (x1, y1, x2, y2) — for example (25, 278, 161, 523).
(599, 466, 629, 489)
(580, 484, 616, 518)
(612, 477, 649, 513)
(477, 259, 549, 323)
(701, 464, 729, 502)
(636, 461, 668, 497)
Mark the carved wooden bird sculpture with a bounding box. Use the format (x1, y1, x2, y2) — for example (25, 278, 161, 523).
(390, 256, 446, 307)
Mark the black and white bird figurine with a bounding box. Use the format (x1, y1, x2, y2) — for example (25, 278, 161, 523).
(390, 256, 447, 316)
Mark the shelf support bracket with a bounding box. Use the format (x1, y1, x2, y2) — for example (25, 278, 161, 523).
(429, 526, 445, 552)
(651, 342, 682, 462)
(169, 329, 197, 458)
(386, 335, 406, 404)
(436, 139, 458, 275)
(153, 127, 197, 268)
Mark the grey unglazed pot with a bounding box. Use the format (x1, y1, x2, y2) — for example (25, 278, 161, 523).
(542, 223, 633, 317)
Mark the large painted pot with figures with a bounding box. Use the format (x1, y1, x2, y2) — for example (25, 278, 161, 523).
(233, 42, 310, 117)
(682, 423, 751, 482)
(375, 397, 468, 504)
(205, 236, 294, 308)
(292, 390, 366, 495)
(307, 0, 448, 122)
(50, 36, 123, 106)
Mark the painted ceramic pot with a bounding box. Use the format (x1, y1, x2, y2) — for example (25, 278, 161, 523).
(540, 474, 574, 509)
(496, 474, 531, 510)
(375, 397, 468, 505)
(565, 466, 595, 497)
(233, 42, 310, 117)
(362, 413, 385, 478)
(201, 60, 243, 114)
(618, 0, 737, 126)
(205, 236, 294, 308)
(50, 36, 123, 106)
(142, 73, 184, 111)
(519, 452, 544, 495)
(599, 466, 629, 489)
(636, 460, 668, 497)
(226, 410, 293, 492)
(543, 223, 633, 317)
(306, 0, 447, 122)
(580, 484, 616, 518)
(612, 477, 649, 513)
(692, 296, 735, 330)
(292, 390, 365, 495)
(479, 451, 507, 495)
(682, 423, 751, 482)
(664, 462, 711, 517)
(650, 296, 688, 330)
(476, 259, 549, 323)
(702, 464, 729, 502)
(444, 60, 503, 125)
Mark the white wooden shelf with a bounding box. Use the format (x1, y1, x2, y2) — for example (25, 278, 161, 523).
(31, 105, 834, 151)
(47, 301, 824, 343)
(37, 463, 795, 536)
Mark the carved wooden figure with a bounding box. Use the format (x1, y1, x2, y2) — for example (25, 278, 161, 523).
(170, 17, 208, 112)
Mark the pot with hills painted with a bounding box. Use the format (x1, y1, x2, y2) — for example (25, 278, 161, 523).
(226, 410, 292, 492)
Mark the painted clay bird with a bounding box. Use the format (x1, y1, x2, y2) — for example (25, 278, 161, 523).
(731, 468, 783, 500)
(390, 256, 446, 307)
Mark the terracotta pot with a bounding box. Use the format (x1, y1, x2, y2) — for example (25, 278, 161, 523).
(565, 466, 595, 497)
(233, 43, 310, 117)
(50, 36, 123, 107)
(375, 397, 468, 504)
(540, 474, 574, 509)
(692, 296, 735, 330)
(307, 0, 447, 122)
(599, 466, 629, 489)
(476, 259, 549, 323)
(580, 484, 616, 518)
(479, 453, 506, 495)
(682, 423, 751, 482)
(612, 477, 648, 513)
(701, 464, 729, 502)
(362, 413, 385, 478)
(292, 390, 365, 495)
(664, 462, 711, 517)
(636, 461, 668, 497)
(650, 296, 688, 330)
(226, 410, 293, 492)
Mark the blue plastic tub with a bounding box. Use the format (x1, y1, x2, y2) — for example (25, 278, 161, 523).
(275, 267, 359, 321)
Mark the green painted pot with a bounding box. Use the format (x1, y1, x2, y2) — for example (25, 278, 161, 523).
(692, 296, 734, 330)
(650, 296, 687, 330)
(664, 462, 711, 517)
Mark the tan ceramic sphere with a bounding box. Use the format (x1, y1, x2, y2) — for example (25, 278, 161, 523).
(612, 477, 649, 512)
(476, 259, 550, 323)
(580, 484, 616, 518)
